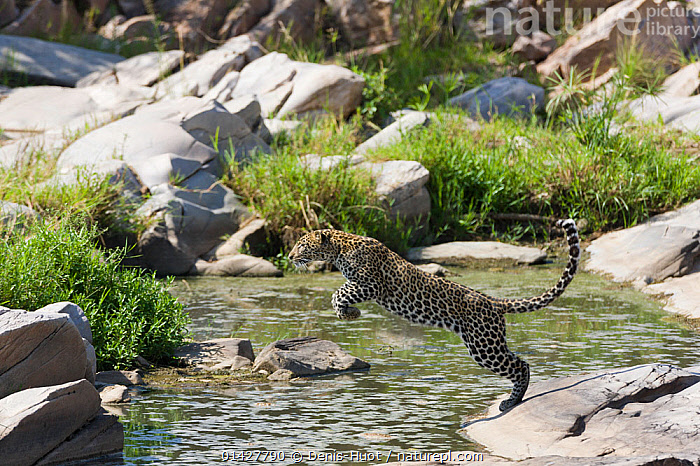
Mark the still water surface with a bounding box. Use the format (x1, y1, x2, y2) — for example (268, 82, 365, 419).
(120, 264, 700, 465)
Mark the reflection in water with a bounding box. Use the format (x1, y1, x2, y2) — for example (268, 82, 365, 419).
(122, 265, 700, 465)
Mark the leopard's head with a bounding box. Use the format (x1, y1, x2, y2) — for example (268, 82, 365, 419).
(288, 230, 339, 268)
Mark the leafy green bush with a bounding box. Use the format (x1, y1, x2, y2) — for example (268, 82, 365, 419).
(0, 218, 189, 370)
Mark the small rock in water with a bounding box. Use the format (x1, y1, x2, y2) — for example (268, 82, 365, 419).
(95, 370, 144, 387)
(98, 384, 131, 404)
(267, 369, 295, 381)
(416, 263, 453, 277)
(252, 336, 370, 377)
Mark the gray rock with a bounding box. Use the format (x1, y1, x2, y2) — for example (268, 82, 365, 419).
(218, 0, 271, 39)
(252, 336, 370, 377)
(190, 254, 282, 277)
(659, 61, 700, 97)
(84, 339, 97, 385)
(0, 132, 65, 168)
(0, 34, 124, 87)
(174, 338, 255, 370)
(449, 77, 544, 121)
(0, 379, 104, 465)
(267, 368, 295, 381)
(626, 94, 700, 126)
(98, 384, 131, 404)
(202, 71, 241, 103)
(48, 159, 145, 205)
(586, 199, 700, 285)
(354, 111, 430, 156)
(221, 94, 262, 129)
(232, 52, 364, 119)
(263, 117, 302, 138)
(463, 364, 700, 460)
(203, 218, 268, 259)
(136, 177, 250, 275)
(0, 200, 37, 227)
(300, 153, 364, 171)
(0, 84, 153, 134)
(77, 50, 185, 87)
(360, 160, 431, 221)
(415, 263, 453, 277)
(35, 301, 92, 343)
(407, 241, 547, 265)
(0, 310, 87, 399)
(644, 272, 700, 319)
(95, 370, 144, 386)
(154, 36, 263, 100)
(35, 409, 124, 466)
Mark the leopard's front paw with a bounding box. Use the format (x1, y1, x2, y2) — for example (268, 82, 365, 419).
(336, 306, 361, 320)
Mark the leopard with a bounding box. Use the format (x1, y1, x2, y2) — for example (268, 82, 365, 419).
(288, 219, 580, 411)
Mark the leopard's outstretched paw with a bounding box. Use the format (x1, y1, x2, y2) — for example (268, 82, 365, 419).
(336, 306, 361, 320)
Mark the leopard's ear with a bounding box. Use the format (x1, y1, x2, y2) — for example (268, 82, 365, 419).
(319, 230, 330, 245)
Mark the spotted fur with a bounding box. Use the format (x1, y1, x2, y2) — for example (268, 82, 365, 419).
(288, 219, 580, 411)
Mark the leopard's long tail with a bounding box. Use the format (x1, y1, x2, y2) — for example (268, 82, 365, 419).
(503, 219, 580, 314)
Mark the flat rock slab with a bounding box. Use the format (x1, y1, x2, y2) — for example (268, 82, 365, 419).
(407, 242, 547, 265)
(0, 34, 124, 87)
(644, 272, 700, 319)
(77, 50, 185, 88)
(0, 309, 87, 399)
(0, 84, 153, 134)
(253, 336, 370, 377)
(586, 199, 700, 286)
(174, 338, 255, 371)
(0, 380, 103, 465)
(463, 364, 700, 460)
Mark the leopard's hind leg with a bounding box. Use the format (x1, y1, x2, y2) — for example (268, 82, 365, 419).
(461, 313, 530, 412)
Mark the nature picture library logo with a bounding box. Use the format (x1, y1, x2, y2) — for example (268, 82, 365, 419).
(484, 0, 700, 39)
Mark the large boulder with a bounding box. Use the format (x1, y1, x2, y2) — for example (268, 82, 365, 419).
(586, 199, 700, 286)
(463, 364, 700, 460)
(0, 310, 87, 399)
(35, 302, 96, 383)
(360, 159, 431, 222)
(0, 84, 153, 134)
(448, 77, 544, 121)
(58, 97, 269, 176)
(407, 241, 547, 265)
(136, 174, 250, 275)
(77, 50, 185, 88)
(0, 34, 124, 86)
(645, 272, 700, 319)
(153, 35, 264, 99)
(537, 0, 692, 79)
(231, 51, 364, 119)
(0, 379, 123, 465)
(253, 336, 370, 377)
